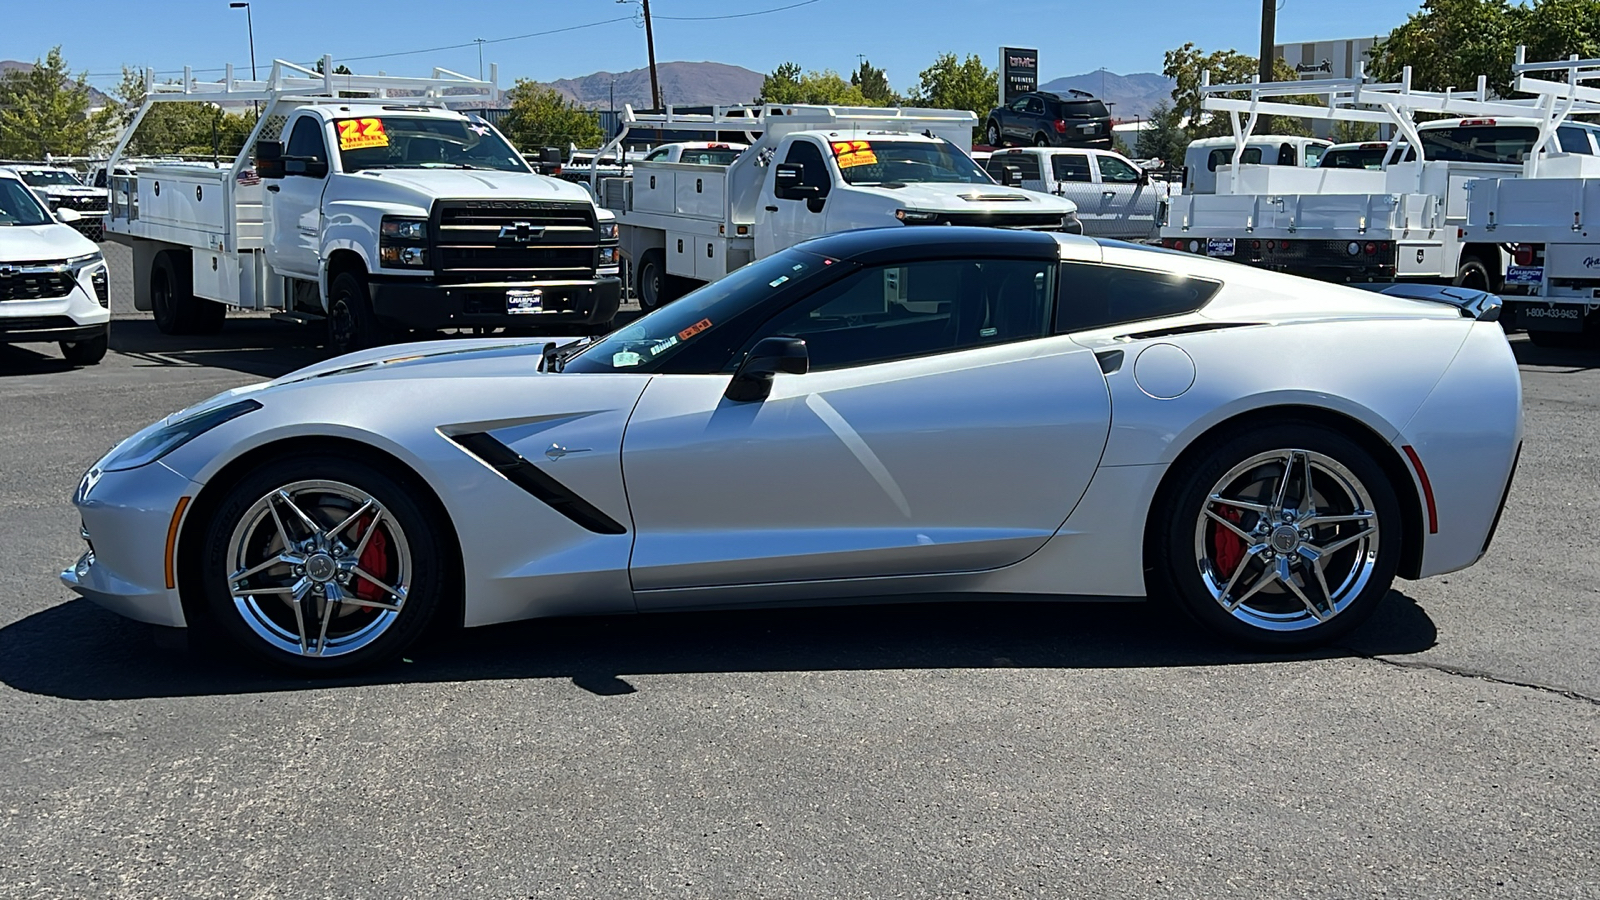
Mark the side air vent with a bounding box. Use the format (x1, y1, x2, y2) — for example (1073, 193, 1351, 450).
(449, 432, 627, 535)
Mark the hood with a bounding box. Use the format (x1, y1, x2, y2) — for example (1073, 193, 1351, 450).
(853, 182, 1079, 215)
(39, 185, 107, 197)
(0, 222, 98, 262)
(347, 168, 594, 204)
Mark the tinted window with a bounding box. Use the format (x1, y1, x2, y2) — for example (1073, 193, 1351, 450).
(1025, 97, 1045, 115)
(747, 258, 1057, 371)
(987, 153, 1041, 180)
(783, 140, 832, 195)
(1205, 147, 1262, 171)
(1277, 144, 1298, 166)
(1096, 155, 1141, 183)
(1419, 125, 1539, 164)
(1053, 153, 1093, 182)
(285, 117, 328, 160)
(1557, 126, 1595, 155)
(1320, 146, 1393, 169)
(1058, 99, 1111, 120)
(1055, 262, 1221, 333)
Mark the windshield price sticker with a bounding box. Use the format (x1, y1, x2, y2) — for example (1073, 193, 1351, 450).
(831, 140, 878, 168)
(336, 118, 389, 151)
(678, 318, 712, 341)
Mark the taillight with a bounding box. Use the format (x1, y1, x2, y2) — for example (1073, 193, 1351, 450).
(1512, 244, 1535, 266)
(1364, 242, 1377, 256)
(1054, 119, 1067, 133)
(1251, 240, 1261, 249)
(1265, 240, 1276, 250)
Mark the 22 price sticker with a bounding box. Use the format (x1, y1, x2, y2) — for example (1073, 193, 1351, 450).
(336, 118, 389, 151)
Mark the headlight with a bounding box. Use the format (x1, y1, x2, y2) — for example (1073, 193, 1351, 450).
(66, 252, 109, 306)
(380, 218, 427, 241)
(895, 209, 940, 224)
(599, 246, 618, 265)
(379, 216, 429, 269)
(100, 399, 262, 472)
(1062, 211, 1083, 235)
(379, 245, 427, 267)
(598, 221, 619, 241)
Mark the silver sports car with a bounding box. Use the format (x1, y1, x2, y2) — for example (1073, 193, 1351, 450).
(64, 228, 1522, 673)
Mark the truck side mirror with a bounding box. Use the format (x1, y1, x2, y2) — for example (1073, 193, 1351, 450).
(255, 140, 285, 179)
(1001, 165, 1023, 187)
(284, 156, 329, 179)
(1137, 168, 1151, 186)
(773, 164, 819, 201)
(726, 336, 809, 402)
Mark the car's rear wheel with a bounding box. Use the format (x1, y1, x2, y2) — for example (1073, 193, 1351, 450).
(198, 454, 451, 673)
(60, 328, 108, 365)
(986, 122, 1003, 148)
(1033, 133, 1050, 147)
(1154, 423, 1402, 648)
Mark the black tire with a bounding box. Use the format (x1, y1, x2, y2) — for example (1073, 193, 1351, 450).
(196, 453, 453, 673)
(1033, 133, 1050, 147)
(636, 248, 672, 311)
(59, 328, 109, 365)
(1527, 326, 1596, 349)
(151, 251, 192, 335)
(986, 121, 1003, 148)
(1150, 422, 1403, 649)
(1454, 254, 1493, 292)
(326, 270, 390, 356)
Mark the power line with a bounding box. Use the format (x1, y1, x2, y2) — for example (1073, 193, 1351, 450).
(655, 0, 822, 20)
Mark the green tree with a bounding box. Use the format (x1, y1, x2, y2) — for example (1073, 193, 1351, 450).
(1369, 0, 1600, 95)
(1330, 120, 1380, 143)
(757, 63, 874, 105)
(500, 80, 604, 150)
(908, 52, 997, 141)
(0, 47, 117, 158)
(1134, 100, 1188, 164)
(851, 59, 899, 105)
(1164, 43, 1314, 138)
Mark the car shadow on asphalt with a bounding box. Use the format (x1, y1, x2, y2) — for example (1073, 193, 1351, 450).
(0, 591, 1437, 701)
(1509, 334, 1600, 370)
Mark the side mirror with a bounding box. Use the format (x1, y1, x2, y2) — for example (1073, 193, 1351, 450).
(1137, 169, 1151, 186)
(284, 156, 329, 178)
(773, 163, 820, 201)
(726, 336, 809, 402)
(55, 207, 82, 223)
(1001, 164, 1023, 186)
(255, 140, 285, 179)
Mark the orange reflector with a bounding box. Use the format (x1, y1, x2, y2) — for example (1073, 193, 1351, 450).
(164, 496, 192, 589)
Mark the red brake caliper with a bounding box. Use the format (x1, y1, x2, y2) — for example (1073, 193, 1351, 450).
(1211, 506, 1245, 578)
(354, 516, 391, 602)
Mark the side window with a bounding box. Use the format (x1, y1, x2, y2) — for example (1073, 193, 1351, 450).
(1276, 143, 1297, 166)
(783, 140, 831, 197)
(1557, 126, 1595, 155)
(990, 153, 1041, 181)
(645, 148, 670, 161)
(1095, 155, 1141, 183)
(1240, 147, 1263, 165)
(1055, 262, 1222, 334)
(1010, 97, 1031, 113)
(746, 258, 1057, 371)
(1206, 148, 1231, 172)
(1304, 144, 1326, 166)
(1052, 153, 1093, 183)
(1025, 97, 1045, 115)
(285, 117, 328, 161)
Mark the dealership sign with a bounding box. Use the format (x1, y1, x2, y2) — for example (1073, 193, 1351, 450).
(1000, 47, 1039, 106)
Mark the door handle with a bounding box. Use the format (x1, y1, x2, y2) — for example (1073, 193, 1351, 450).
(764, 205, 779, 212)
(1103, 190, 1117, 197)
(266, 185, 280, 193)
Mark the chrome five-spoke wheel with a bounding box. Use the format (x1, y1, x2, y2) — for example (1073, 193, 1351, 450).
(227, 479, 411, 658)
(1158, 423, 1401, 648)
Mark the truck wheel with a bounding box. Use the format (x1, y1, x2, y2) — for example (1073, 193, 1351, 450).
(60, 328, 109, 366)
(1454, 255, 1492, 292)
(986, 122, 1003, 148)
(636, 249, 670, 311)
(151, 252, 196, 335)
(326, 271, 390, 356)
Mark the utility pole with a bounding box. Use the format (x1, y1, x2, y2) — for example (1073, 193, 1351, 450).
(1259, 0, 1277, 84)
(642, 0, 662, 110)
(474, 38, 486, 82)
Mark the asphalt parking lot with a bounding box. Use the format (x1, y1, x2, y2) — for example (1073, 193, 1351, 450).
(1, 243, 1596, 898)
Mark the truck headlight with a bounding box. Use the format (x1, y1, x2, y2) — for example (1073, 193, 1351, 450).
(599, 247, 618, 265)
(1061, 211, 1083, 235)
(895, 209, 940, 225)
(598, 221, 618, 241)
(379, 216, 429, 268)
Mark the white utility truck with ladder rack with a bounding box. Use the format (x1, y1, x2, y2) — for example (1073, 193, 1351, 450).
(1463, 50, 1600, 345)
(103, 56, 621, 355)
(586, 104, 1083, 309)
(1159, 66, 1600, 291)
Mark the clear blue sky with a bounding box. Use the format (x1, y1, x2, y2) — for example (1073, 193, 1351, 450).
(6, 0, 1422, 93)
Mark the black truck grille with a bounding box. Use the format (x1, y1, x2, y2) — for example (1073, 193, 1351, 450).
(934, 212, 1066, 230)
(0, 266, 75, 302)
(432, 200, 599, 285)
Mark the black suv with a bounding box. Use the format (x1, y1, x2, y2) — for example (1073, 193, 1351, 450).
(984, 91, 1113, 149)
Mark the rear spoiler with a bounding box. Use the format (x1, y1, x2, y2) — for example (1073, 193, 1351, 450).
(1351, 283, 1503, 322)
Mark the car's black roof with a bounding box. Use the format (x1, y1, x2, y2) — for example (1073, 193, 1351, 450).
(792, 226, 1063, 265)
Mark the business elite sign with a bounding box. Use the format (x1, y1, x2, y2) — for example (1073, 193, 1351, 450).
(1000, 47, 1039, 106)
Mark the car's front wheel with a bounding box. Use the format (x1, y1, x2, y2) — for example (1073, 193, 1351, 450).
(197, 454, 452, 672)
(986, 121, 1003, 148)
(60, 328, 108, 365)
(1154, 423, 1402, 648)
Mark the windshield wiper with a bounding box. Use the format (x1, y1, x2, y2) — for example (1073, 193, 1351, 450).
(543, 336, 598, 373)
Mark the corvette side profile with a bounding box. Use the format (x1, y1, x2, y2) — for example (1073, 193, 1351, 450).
(64, 227, 1522, 673)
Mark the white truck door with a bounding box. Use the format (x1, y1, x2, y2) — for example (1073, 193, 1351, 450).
(1094, 154, 1155, 241)
(1049, 152, 1104, 234)
(266, 115, 330, 280)
(757, 137, 833, 258)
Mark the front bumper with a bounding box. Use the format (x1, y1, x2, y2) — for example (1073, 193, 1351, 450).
(61, 460, 201, 628)
(368, 276, 623, 330)
(0, 280, 111, 344)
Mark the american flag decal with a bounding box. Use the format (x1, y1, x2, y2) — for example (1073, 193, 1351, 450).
(237, 168, 261, 186)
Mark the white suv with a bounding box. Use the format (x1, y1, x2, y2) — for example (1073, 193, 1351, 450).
(0, 170, 111, 365)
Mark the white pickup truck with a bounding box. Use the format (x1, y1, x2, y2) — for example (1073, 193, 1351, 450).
(590, 105, 1082, 309)
(2, 164, 109, 239)
(1161, 69, 1600, 291)
(979, 146, 1175, 242)
(104, 57, 621, 354)
(1462, 51, 1600, 345)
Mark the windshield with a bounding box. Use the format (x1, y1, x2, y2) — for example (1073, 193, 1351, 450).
(336, 116, 531, 173)
(17, 170, 82, 187)
(678, 148, 743, 166)
(0, 179, 53, 226)
(831, 139, 993, 186)
(1320, 147, 1391, 169)
(562, 249, 845, 374)
(1419, 126, 1539, 164)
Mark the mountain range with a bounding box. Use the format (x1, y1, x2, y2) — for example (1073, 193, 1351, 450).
(1039, 71, 1174, 121)
(1, 60, 115, 106)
